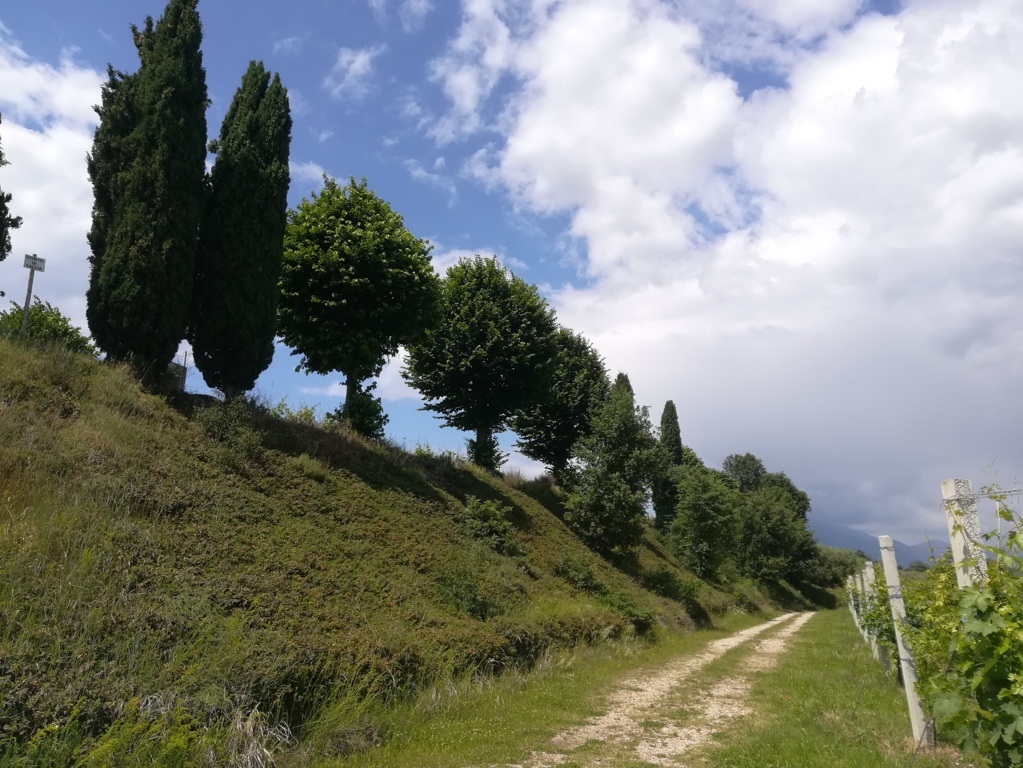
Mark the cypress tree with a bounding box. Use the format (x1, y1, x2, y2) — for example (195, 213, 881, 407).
(659, 400, 683, 464)
(87, 0, 207, 379)
(87, 67, 138, 348)
(0, 114, 23, 266)
(190, 61, 292, 397)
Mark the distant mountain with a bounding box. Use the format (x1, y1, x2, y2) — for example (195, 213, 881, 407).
(808, 515, 949, 567)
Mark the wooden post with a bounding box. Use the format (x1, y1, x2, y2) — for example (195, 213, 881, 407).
(879, 535, 933, 748)
(941, 478, 987, 589)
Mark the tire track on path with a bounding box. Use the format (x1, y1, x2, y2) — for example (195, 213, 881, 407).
(633, 611, 815, 767)
(503, 612, 801, 768)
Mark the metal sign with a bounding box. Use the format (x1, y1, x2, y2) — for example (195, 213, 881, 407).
(23, 254, 45, 272)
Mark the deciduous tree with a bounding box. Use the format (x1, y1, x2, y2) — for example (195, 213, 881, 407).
(722, 452, 766, 493)
(403, 255, 557, 471)
(278, 176, 440, 433)
(190, 61, 291, 397)
(666, 467, 738, 578)
(512, 328, 608, 483)
(564, 373, 658, 556)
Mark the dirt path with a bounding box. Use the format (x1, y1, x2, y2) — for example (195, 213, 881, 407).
(504, 611, 815, 768)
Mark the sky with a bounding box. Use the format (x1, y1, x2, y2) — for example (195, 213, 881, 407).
(1, 0, 1021, 546)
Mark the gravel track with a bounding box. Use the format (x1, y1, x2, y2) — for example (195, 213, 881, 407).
(502, 611, 814, 768)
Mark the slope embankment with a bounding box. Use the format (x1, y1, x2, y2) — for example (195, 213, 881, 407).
(0, 338, 733, 765)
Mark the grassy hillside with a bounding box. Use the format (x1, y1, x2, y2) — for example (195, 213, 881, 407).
(0, 337, 765, 765)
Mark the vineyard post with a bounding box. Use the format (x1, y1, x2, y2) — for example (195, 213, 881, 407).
(856, 570, 871, 643)
(862, 562, 891, 674)
(879, 535, 933, 749)
(846, 576, 857, 622)
(861, 563, 879, 661)
(941, 478, 988, 589)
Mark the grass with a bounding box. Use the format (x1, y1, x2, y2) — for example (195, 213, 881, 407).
(328, 613, 764, 768)
(694, 609, 978, 768)
(0, 337, 740, 765)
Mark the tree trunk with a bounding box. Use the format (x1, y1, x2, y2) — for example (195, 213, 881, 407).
(342, 375, 358, 419)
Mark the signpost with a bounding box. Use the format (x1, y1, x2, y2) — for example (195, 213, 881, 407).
(21, 254, 45, 334)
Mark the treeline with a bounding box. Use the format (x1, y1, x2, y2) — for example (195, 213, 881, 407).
(74, 0, 850, 583)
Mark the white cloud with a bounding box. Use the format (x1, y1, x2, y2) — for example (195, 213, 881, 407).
(272, 35, 307, 56)
(298, 350, 420, 402)
(427, 0, 516, 142)
(400, 0, 435, 32)
(290, 160, 328, 188)
(431, 0, 1023, 542)
(317, 129, 335, 143)
(0, 36, 102, 333)
(403, 158, 457, 206)
(324, 44, 386, 100)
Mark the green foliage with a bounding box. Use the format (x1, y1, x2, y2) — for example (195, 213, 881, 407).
(86, 0, 208, 378)
(278, 175, 440, 418)
(512, 328, 609, 482)
(190, 60, 292, 397)
(0, 298, 96, 356)
(735, 487, 816, 582)
(193, 397, 263, 466)
(461, 496, 522, 556)
(554, 553, 605, 594)
(892, 503, 1023, 768)
(0, 336, 703, 763)
(563, 373, 659, 556)
(666, 467, 739, 579)
(641, 565, 700, 605)
(760, 471, 811, 520)
(722, 452, 766, 493)
(324, 384, 390, 440)
(0, 113, 23, 264)
(404, 255, 558, 472)
(802, 545, 860, 587)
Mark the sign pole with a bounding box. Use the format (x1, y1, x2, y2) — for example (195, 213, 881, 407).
(19, 254, 45, 335)
(20, 265, 35, 334)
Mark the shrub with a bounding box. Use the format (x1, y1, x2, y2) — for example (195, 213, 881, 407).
(461, 496, 521, 556)
(554, 554, 604, 594)
(641, 565, 699, 604)
(0, 298, 97, 357)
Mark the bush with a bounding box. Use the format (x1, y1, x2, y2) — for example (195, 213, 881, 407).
(0, 298, 96, 356)
(641, 565, 699, 604)
(193, 398, 262, 467)
(554, 554, 604, 594)
(461, 496, 521, 556)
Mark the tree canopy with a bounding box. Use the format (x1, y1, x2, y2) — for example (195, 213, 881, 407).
(512, 328, 609, 482)
(403, 255, 558, 470)
(564, 372, 658, 556)
(86, 0, 208, 379)
(722, 452, 766, 493)
(278, 176, 440, 431)
(190, 61, 291, 397)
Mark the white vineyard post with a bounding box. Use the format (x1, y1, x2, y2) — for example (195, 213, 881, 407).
(879, 535, 933, 749)
(846, 575, 858, 623)
(862, 562, 891, 674)
(941, 478, 988, 589)
(862, 563, 879, 660)
(855, 570, 869, 642)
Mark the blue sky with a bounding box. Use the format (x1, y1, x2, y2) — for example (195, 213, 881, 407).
(2, 0, 1023, 544)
